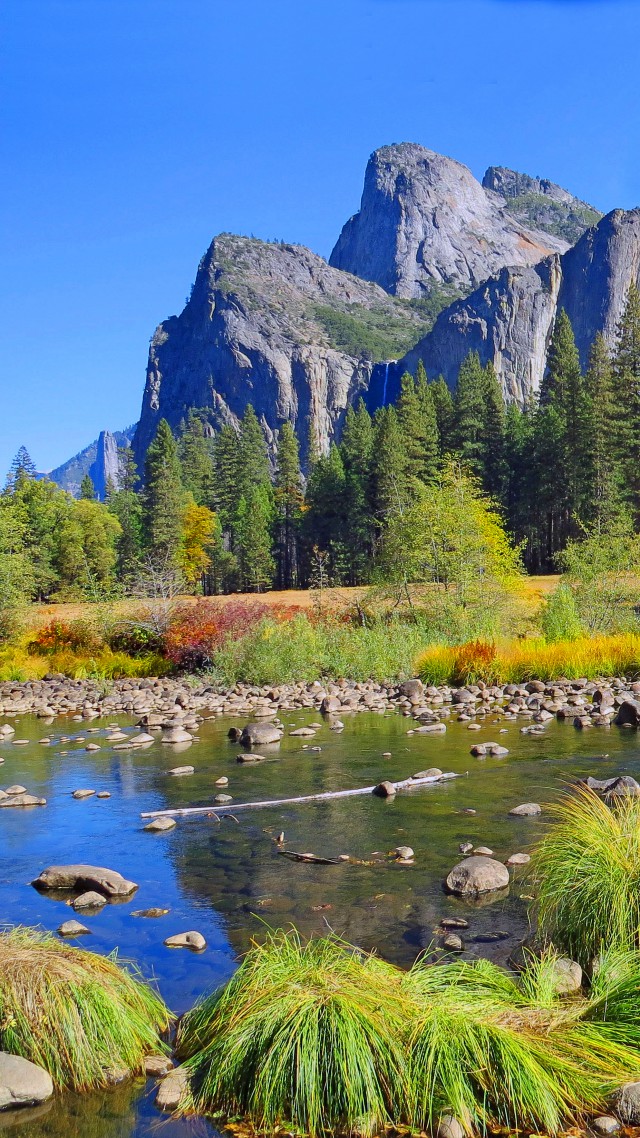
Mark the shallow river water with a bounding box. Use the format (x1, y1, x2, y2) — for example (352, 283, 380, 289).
(1, 704, 639, 1136)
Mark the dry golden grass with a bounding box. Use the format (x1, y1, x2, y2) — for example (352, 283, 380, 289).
(25, 577, 561, 629)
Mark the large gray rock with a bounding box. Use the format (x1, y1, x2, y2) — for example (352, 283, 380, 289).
(240, 721, 282, 746)
(0, 1053, 53, 1110)
(133, 234, 430, 466)
(330, 143, 567, 298)
(32, 864, 138, 897)
(614, 699, 640, 726)
(446, 855, 510, 896)
(392, 207, 640, 406)
(88, 430, 121, 500)
(612, 1081, 640, 1124)
(0, 793, 46, 808)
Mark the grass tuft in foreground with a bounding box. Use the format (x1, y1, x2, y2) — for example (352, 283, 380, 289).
(0, 926, 172, 1090)
(176, 930, 640, 1136)
(177, 929, 412, 1136)
(534, 787, 640, 968)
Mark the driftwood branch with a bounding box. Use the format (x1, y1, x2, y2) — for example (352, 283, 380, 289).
(140, 772, 459, 820)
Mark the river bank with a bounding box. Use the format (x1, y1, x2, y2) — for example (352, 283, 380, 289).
(2, 672, 640, 725)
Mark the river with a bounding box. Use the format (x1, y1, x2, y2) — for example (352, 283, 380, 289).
(1, 704, 637, 1135)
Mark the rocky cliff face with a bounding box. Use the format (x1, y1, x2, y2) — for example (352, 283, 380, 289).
(47, 427, 134, 498)
(133, 234, 432, 465)
(329, 143, 569, 299)
(390, 208, 640, 402)
(483, 166, 603, 245)
(88, 431, 121, 499)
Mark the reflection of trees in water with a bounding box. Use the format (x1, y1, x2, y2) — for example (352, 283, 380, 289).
(169, 796, 529, 968)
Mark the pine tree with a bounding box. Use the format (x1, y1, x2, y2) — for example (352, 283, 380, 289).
(612, 284, 640, 513)
(212, 424, 241, 533)
(396, 363, 439, 484)
(179, 410, 215, 506)
(371, 406, 408, 544)
(274, 421, 303, 588)
(303, 443, 348, 582)
(235, 484, 275, 592)
(118, 445, 139, 493)
(80, 474, 96, 500)
(482, 362, 507, 499)
(339, 400, 375, 583)
(583, 333, 623, 530)
(7, 446, 36, 490)
(541, 310, 591, 533)
(531, 402, 568, 570)
(430, 376, 455, 455)
(452, 352, 486, 476)
(142, 419, 185, 561)
(236, 405, 272, 501)
(541, 308, 583, 410)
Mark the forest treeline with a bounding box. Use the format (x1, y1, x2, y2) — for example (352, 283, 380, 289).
(2, 285, 640, 606)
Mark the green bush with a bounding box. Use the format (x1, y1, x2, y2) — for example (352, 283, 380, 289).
(539, 583, 583, 642)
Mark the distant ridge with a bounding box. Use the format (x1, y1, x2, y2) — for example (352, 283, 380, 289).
(44, 425, 136, 498)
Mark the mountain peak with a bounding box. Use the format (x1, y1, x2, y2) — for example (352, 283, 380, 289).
(329, 142, 569, 298)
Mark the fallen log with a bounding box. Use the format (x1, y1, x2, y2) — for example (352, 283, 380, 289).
(278, 851, 343, 864)
(140, 771, 459, 820)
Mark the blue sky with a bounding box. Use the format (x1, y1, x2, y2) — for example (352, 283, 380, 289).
(2, 0, 640, 475)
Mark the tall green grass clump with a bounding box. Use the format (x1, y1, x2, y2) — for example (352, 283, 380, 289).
(404, 952, 638, 1135)
(534, 787, 640, 968)
(177, 930, 412, 1135)
(176, 930, 640, 1136)
(0, 927, 172, 1090)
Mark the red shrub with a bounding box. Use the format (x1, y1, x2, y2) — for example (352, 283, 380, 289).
(452, 640, 497, 685)
(164, 599, 270, 670)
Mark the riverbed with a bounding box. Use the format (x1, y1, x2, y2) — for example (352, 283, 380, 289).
(1, 705, 638, 1136)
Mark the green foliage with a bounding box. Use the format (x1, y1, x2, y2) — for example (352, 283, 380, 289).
(0, 926, 171, 1091)
(274, 421, 303, 588)
(534, 788, 640, 967)
(539, 583, 583, 642)
(504, 192, 602, 244)
(176, 929, 640, 1137)
(80, 473, 96, 500)
(312, 302, 431, 362)
(143, 419, 185, 561)
(381, 460, 524, 636)
(235, 484, 275, 592)
(179, 409, 215, 507)
(558, 523, 640, 634)
(178, 930, 411, 1136)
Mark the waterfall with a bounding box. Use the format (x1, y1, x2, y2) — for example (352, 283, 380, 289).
(382, 361, 390, 406)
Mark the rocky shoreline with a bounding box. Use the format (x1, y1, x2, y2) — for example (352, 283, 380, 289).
(2, 673, 640, 726)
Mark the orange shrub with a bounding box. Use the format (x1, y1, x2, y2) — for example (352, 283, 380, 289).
(452, 640, 497, 685)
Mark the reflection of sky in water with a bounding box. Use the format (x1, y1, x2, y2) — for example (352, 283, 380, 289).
(1, 707, 638, 1134)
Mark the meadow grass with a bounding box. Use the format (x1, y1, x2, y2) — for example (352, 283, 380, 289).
(175, 930, 640, 1136)
(0, 927, 172, 1090)
(416, 633, 640, 685)
(533, 787, 640, 968)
